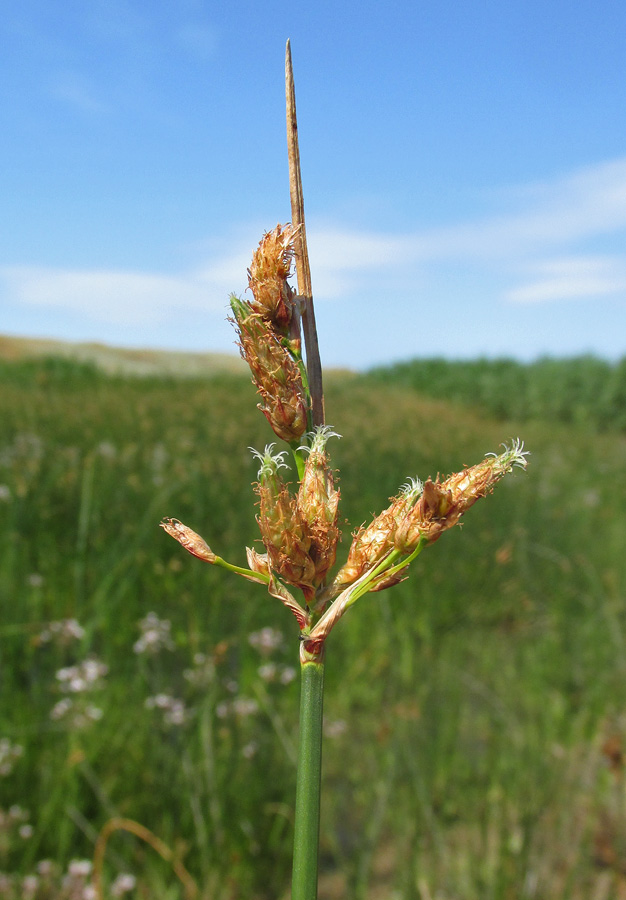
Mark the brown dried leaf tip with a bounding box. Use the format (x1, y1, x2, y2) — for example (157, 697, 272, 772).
(160, 518, 216, 563)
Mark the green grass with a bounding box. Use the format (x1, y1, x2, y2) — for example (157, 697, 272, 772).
(366, 354, 626, 432)
(1, 356, 626, 899)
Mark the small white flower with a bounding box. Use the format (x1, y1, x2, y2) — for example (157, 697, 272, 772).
(96, 441, 117, 459)
(279, 666, 297, 685)
(110, 873, 137, 897)
(164, 700, 186, 726)
(324, 718, 348, 739)
(9, 805, 27, 820)
(51, 698, 73, 720)
(248, 626, 284, 655)
(133, 612, 174, 654)
(258, 663, 278, 682)
(242, 741, 258, 759)
(215, 701, 230, 719)
(22, 874, 39, 895)
(68, 859, 92, 878)
(232, 697, 259, 718)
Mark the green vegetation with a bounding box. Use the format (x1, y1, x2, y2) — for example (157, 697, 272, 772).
(1, 355, 626, 899)
(367, 354, 626, 432)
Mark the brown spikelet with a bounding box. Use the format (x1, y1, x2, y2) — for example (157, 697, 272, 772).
(160, 518, 216, 563)
(231, 295, 309, 442)
(254, 446, 317, 601)
(332, 492, 411, 589)
(296, 427, 341, 588)
(248, 224, 298, 334)
(395, 441, 529, 551)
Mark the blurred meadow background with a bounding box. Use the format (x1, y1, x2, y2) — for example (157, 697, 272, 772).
(3, 0, 626, 897)
(1, 339, 626, 899)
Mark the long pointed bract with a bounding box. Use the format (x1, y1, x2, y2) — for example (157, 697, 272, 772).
(286, 39, 325, 428)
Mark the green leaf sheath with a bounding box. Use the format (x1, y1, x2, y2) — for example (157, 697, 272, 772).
(292, 658, 325, 900)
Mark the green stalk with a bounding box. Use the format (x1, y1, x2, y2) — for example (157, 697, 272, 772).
(292, 655, 325, 900)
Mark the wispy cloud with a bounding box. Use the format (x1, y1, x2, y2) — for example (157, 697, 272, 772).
(305, 156, 626, 304)
(0, 265, 242, 327)
(505, 256, 626, 304)
(3, 157, 626, 335)
(418, 156, 626, 261)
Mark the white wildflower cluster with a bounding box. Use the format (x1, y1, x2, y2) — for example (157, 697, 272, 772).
(133, 612, 175, 655)
(248, 627, 295, 684)
(183, 652, 216, 688)
(56, 658, 108, 693)
(247, 626, 284, 655)
(0, 739, 23, 777)
(110, 872, 137, 897)
(50, 657, 108, 729)
(61, 859, 97, 900)
(257, 663, 297, 685)
(0, 858, 125, 900)
(37, 618, 85, 646)
(145, 694, 186, 726)
(0, 804, 33, 843)
(50, 700, 104, 728)
(216, 697, 259, 719)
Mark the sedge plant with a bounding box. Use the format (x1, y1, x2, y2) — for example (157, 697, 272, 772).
(161, 42, 529, 900)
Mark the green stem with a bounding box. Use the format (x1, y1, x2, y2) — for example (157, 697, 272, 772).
(212, 556, 270, 584)
(292, 654, 325, 900)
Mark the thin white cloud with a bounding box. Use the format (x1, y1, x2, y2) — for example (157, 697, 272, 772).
(410, 156, 626, 262)
(305, 156, 626, 304)
(0, 265, 238, 326)
(4, 157, 626, 330)
(506, 256, 626, 304)
(307, 228, 414, 299)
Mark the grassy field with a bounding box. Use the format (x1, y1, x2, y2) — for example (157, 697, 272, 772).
(1, 351, 626, 899)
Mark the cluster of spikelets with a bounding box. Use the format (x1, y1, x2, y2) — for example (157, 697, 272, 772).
(229, 225, 309, 443)
(161, 225, 528, 647)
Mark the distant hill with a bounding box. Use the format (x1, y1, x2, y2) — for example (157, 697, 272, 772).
(0, 334, 246, 378)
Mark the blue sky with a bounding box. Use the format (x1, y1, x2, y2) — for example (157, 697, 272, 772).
(1, 0, 625, 369)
